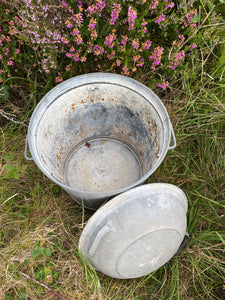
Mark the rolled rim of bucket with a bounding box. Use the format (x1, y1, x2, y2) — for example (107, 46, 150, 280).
(26, 72, 176, 198)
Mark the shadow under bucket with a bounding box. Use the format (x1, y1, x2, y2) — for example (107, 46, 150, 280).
(25, 73, 176, 210)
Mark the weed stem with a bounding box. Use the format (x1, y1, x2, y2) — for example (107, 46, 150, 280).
(20, 272, 69, 300)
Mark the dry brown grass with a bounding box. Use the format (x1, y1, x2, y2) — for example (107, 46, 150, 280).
(0, 57, 224, 299)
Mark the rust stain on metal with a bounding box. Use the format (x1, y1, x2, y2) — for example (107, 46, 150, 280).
(71, 103, 75, 111)
(44, 130, 48, 139)
(44, 127, 50, 139)
(56, 154, 60, 167)
(56, 145, 64, 167)
(139, 151, 144, 157)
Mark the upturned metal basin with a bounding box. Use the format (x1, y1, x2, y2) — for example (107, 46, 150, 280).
(79, 183, 188, 279)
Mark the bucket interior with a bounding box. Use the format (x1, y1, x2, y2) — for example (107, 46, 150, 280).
(35, 83, 166, 193)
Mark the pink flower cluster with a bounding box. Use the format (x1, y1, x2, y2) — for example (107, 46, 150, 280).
(189, 43, 197, 50)
(121, 35, 128, 45)
(66, 48, 82, 62)
(149, 1, 159, 11)
(132, 39, 139, 51)
(73, 12, 83, 27)
(110, 4, 121, 25)
(149, 46, 164, 70)
(55, 72, 63, 83)
(155, 15, 166, 24)
(141, 40, 152, 51)
(133, 55, 144, 68)
(88, 18, 98, 39)
(168, 51, 185, 70)
(165, 2, 175, 9)
(184, 9, 197, 27)
(8, 1, 66, 74)
(93, 45, 105, 56)
(0, 29, 21, 80)
(127, 6, 137, 31)
(105, 31, 117, 48)
(61, 37, 69, 45)
(87, 0, 106, 17)
(142, 20, 147, 34)
(122, 66, 130, 76)
(0, 0, 200, 87)
(157, 81, 169, 89)
(88, 18, 97, 31)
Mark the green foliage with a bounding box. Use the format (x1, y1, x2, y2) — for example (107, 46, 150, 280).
(18, 289, 27, 300)
(5, 294, 13, 300)
(0, 85, 9, 101)
(4, 164, 20, 179)
(1, 0, 223, 91)
(31, 242, 52, 259)
(1, 153, 27, 180)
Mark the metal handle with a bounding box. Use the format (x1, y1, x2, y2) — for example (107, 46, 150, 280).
(168, 122, 176, 150)
(176, 232, 190, 254)
(24, 136, 33, 160)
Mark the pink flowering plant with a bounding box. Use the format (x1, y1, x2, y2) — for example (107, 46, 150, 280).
(0, 0, 223, 90)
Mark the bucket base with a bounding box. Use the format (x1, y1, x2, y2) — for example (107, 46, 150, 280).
(63, 137, 142, 193)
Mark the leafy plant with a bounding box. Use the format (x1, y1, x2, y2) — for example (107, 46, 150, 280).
(0, 85, 9, 101)
(2, 153, 27, 180)
(1, 0, 223, 90)
(3, 164, 20, 179)
(31, 242, 52, 259)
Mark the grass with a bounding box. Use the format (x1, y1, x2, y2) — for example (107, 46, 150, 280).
(0, 4, 225, 300)
(1, 62, 224, 299)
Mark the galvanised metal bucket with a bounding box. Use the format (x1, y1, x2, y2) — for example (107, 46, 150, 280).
(25, 73, 176, 210)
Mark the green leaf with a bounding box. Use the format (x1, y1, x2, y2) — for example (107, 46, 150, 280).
(44, 267, 52, 276)
(4, 164, 20, 180)
(5, 293, 13, 300)
(5, 164, 15, 171)
(18, 289, 26, 300)
(5, 153, 14, 160)
(1, 85, 9, 101)
(52, 271, 60, 280)
(208, 1, 214, 10)
(14, 172, 20, 180)
(31, 245, 43, 258)
(43, 247, 52, 257)
(4, 170, 20, 180)
(219, 0, 225, 3)
(3, 172, 13, 179)
(34, 267, 44, 281)
(23, 259, 30, 266)
(191, 13, 199, 23)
